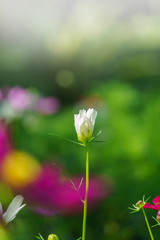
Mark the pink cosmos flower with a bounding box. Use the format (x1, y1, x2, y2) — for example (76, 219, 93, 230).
(20, 164, 111, 215)
(54, 175, 107, 214)
(143, 196, 160, 210)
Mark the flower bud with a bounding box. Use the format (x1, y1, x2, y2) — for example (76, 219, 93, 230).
(74, 108, 97, 143)
(157, 211, 160, 222)
(135, 200, 143, 208)
(48, 234, 59, 240)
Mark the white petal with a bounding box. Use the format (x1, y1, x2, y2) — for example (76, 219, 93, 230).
(74, 114, 81, 134)
(3, 195, 26, 224)
(74, 110, 86, 134)
(79, 109, 86, 118)
(90, 109, 97, 126)
(86, 108, 93, 119)
(74, 114, 79, 132)
(79, 116, 92, 136)
(86, 108, 97, 128)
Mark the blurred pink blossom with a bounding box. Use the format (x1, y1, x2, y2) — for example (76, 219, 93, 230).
(0, 86, 61, 118)
(21, 164, 111, 215)
(7, 87, 32, 111)
(35, 97, 60, 115)
(0, 121, 12, 168)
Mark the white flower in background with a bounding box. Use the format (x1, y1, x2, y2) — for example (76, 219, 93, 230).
(74, 108, 97, 143)
(0, 195, 26, 225)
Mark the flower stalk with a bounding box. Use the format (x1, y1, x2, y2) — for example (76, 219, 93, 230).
(82, 144, 89, 240)
(142, 208, 154, 240)
(74, 108, 97, 240)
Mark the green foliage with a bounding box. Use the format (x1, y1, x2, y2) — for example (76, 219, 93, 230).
(6, 80, 160, 240)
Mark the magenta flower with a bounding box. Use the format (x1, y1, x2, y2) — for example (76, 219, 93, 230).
(143, 196, 160, 210)
(21, 164, 111, 215)
(54, 175, 107, 214)
(20, 164, 61, 215)
(0, 121, 11, 167)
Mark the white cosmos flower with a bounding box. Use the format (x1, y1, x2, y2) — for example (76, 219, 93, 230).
(0, 195, 26, 225)
(74, 108, 97, 143)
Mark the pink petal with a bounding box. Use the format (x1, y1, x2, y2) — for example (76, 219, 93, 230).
(21, 164, 111, 215)
(153, 196, 160, 204)
(152, 196, 160, 210)
(54, 176, 109, 214)
(143, 203, 159, 210)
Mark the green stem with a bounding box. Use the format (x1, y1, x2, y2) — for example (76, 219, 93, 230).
(142, 208, 154, 240)
(82, 145, 89, 240)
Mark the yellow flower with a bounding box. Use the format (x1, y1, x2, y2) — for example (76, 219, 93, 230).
(1, 151, 41, 188)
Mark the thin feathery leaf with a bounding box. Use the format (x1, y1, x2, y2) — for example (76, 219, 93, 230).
(78, 177, 84, 191)
(68, 177, 84, 203)
(88, 130, 102, 143)
(88, 136, 95, 142)
(76, 237, 82, 240)
(142, 195, 150, 204)
(51, 162, 84, 203)
(130, 210, 138, 214)
(68, 177, 78, 191)
(143, 195, 145, 202)
(151, 216, 160, 228)
(151, 224, 159, 228)
(128, 207, 136, 211)
(49, 133, 85, 146)
(128, 205, 139, 214)
(36, 233, 44, 240)
(95, 130, 102, 138)
(128, 207, 138, 214)
(145, 196, 151, 203)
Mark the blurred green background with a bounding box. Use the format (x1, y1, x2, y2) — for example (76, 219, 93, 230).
(0, 0, 160, 239)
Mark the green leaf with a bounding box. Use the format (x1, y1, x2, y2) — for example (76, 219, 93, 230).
(152, 216, 160, 228)
(89, 130, 108, 143)
(76, 237, 82, 240)
(88, 130, 102, 143)
(49, 133, 85, 147)
(36, 233, 45, 240)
